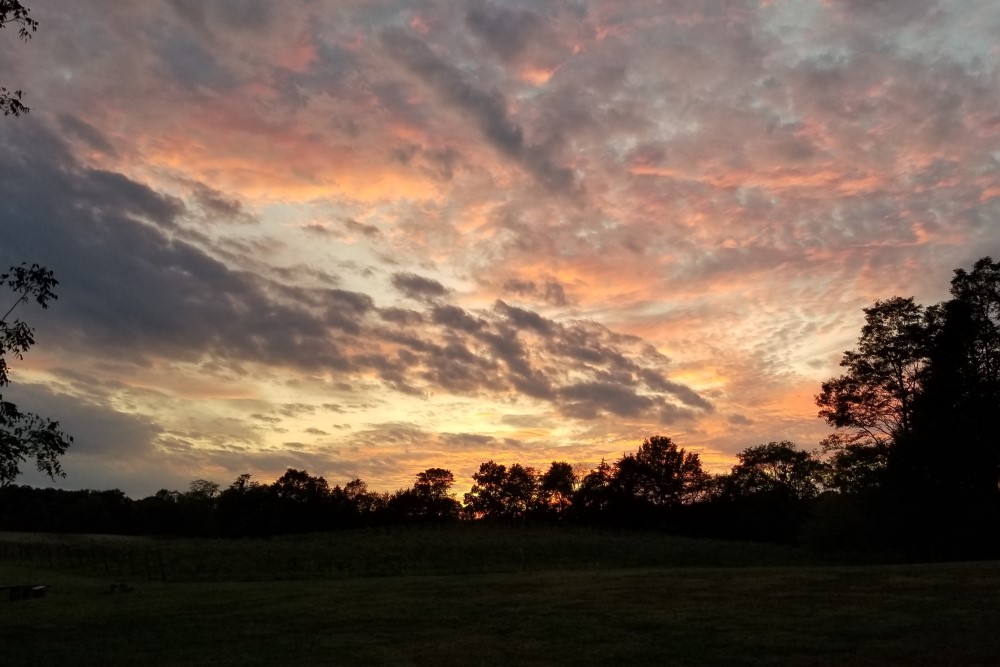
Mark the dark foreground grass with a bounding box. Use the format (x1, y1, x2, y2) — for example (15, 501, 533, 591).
(0, 526, 818, 581)
(2, 558, 999, 666)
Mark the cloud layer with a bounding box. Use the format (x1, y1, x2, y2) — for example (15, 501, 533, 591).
(1, 0, 999, 496)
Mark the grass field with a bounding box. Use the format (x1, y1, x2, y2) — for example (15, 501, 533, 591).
(0, 526, 818, 581)
(2, 528, 998, 665)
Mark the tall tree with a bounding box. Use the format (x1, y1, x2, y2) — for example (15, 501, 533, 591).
(389, 468, 460, 521)
(817, 297, 928, 446)
(538, 461, 576, 515)
(414, 467, 456, 499)
(463, 461, 538, 520)
(946, 257, 1000, 399)
(272, 468, 330, 504)
(816, 297, 930, 490)
(572, 459, 615, 516)
(624, 435, 709, 507)
(894, 258, 1000, 502)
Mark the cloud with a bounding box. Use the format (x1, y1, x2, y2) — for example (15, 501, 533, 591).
(57, 114, 117, 156)
(502, 277, 571, 306)
(2, 121, 708, 434)
(466, 2, 545, 64)
(3, 382, 169, 495)
(378, 307, 425, 326)
(189, 182, 256, 224)
(558, 381, 654, 419)
(380, 27, 576, 192)
(343, 218, 381, 238)
(5, 383, 160, 459)
(828, 0, 939, 25)
(391, 272, 448, 301)
(6, 1, 1000, 496)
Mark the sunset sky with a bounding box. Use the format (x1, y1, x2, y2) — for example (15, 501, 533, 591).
(2, 0, 999, 497)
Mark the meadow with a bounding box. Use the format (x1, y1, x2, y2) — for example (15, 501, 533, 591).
(2, 527, 998, 665)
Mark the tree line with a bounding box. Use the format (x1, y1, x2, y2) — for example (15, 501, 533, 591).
(0, 436, 822, 541)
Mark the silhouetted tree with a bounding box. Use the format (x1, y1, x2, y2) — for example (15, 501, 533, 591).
(268, 468, 331, 533)
(414, 467, 455, 498)
(886, 258, 1000, 556)
(0, 264, 72, 486)
(174, 478, 220, 535)
(217, 473, 275, 536)
(412, 467, 460, 520)
(817, 297, 930, 491)
(823, 442, 888, 493)
(135, 489, 186, 535)
(387, 468, 460, 522)
(329, 477, 386, 526)
(0, 485, 134, 533)
(721, 442, 824, 502)
(538, 461, 576, 516)
(572, 459, 615, 518)
(626, 435, 710, 507)
(706, 441, 827, 543)
(806, 258, 1000, 557)
(343, 478, 377, 512)
(464, 461, 538, 520)
(272, 468, 330, 503)
(187, 479, 220, 500)
(569, 438, 708, 526)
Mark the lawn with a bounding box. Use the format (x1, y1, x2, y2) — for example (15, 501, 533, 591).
(1, 529, 998, 665)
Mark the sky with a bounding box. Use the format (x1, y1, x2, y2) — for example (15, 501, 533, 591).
(2, 0, 999, 498)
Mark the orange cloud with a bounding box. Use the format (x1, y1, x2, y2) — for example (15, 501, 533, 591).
(519, 65, 556, 86)
(629, 164, 884, 197)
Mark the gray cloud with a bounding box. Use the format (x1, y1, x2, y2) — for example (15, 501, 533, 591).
(343, 218, 381, 238)
(169, 0, 276, 35)
(466, 1, 545, 64)
(558, 381, 654, 419)
(831, 0, 939, 25)
(158, 33, 234, 91)
(500, 413, 555, 429)
(432, 305, 487, 333)
(503, 277, 570, 306)
(190, 182, 255, 224)
(392, 272, 448, 301)
(378, 307, 425, 326)
(0, 122, 359, 373)
(57, 114, 117, 156)
(380, 27, 576, 192)
(1, 110, 712, 494)
(381, 28, 522, 150)
(494, 300, 553, 335)
(5, 383, 170, 495)
(5, 383, 160, 459)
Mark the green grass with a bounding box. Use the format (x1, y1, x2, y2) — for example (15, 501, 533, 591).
(1, 529, 998, 665)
